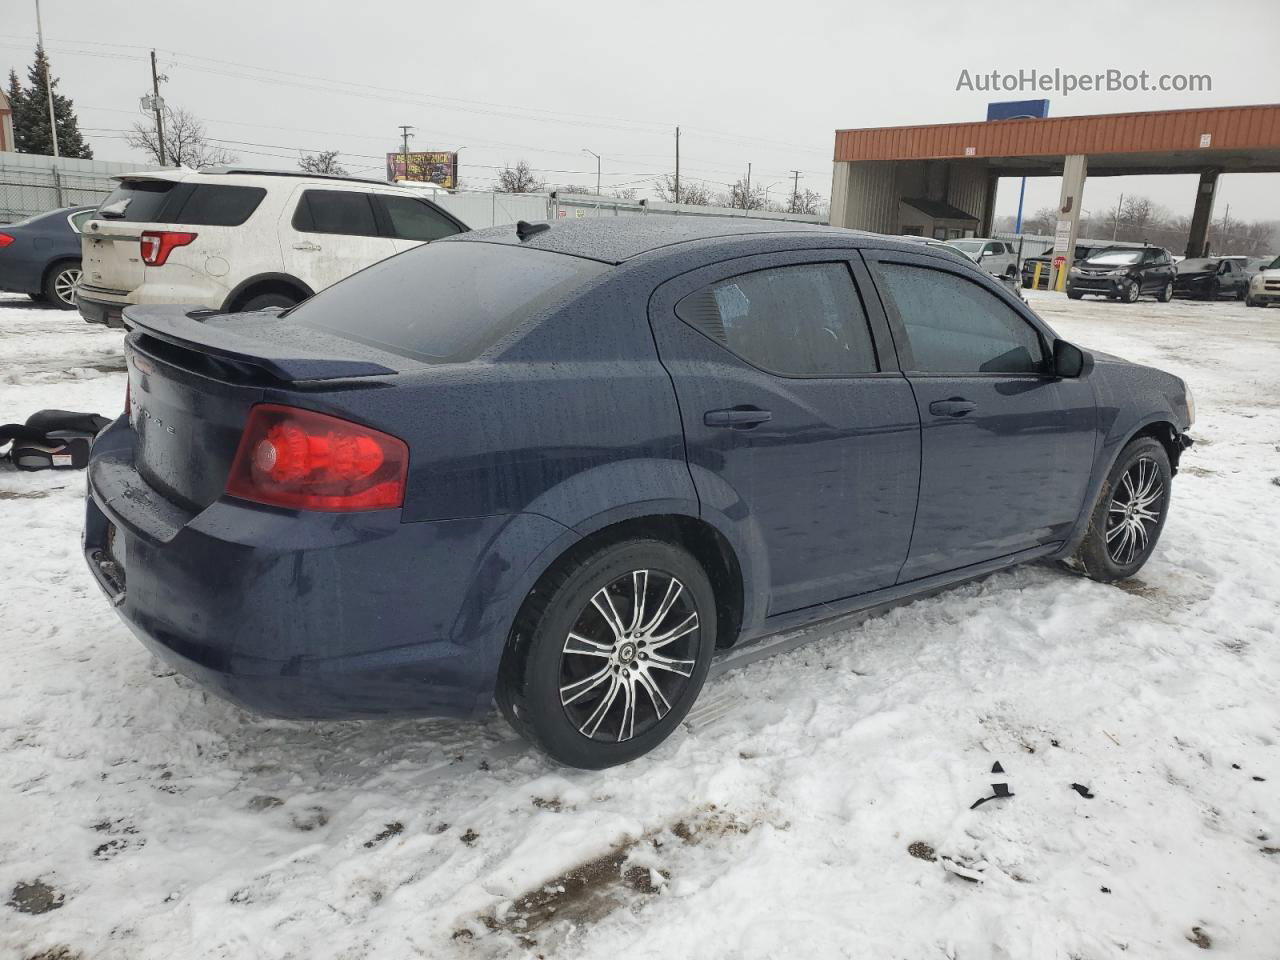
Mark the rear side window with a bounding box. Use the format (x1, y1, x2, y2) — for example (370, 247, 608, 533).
(288, 241, 609, 363)
(97, 180, 176, 221)
(675, 263, 878, 377)
(379, 196, 462, 242)
(874, 262, 1045, 375)
(69, 210, 94, 232)
(292, 190, 380, 237)
(172, 185, 265, 226)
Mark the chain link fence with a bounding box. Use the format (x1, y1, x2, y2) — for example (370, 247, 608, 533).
(0, 154, 159, 224)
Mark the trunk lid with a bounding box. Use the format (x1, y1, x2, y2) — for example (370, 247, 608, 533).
(124, 306, 411, 512)
(82, 219, 145, 295)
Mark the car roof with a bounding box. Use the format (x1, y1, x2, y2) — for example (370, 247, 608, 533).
(108, 168, 427, 195)
(449, 217, 861, 265)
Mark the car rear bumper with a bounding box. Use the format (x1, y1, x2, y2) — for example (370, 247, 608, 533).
(84, 417, 573, 720)
(78, 295, 127, 327)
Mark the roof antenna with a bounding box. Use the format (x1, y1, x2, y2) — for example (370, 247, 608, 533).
(516, 220, 551, 241)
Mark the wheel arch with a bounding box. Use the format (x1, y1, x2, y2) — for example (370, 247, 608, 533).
(221, 272, 314, 312)
(41, 256, 81, 289)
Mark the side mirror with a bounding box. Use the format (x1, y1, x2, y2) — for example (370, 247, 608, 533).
(1053, 339, 1092, 379)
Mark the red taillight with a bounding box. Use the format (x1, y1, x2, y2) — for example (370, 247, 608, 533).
(0, 233, 14, 249)
(139, 230, 197, 266)
(225, 404, 408, 512)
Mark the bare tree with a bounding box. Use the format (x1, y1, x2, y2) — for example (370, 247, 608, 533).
(558, 183, 594, 195)
(652, 174, 712, 206)
(610, 187, 639, 201)
(126, 107, 237, 168)
(299, 149, 348, 176)
(787, 188, 825, 215)
(727, 176, 766, 211)
(496, 160, 545, 193)
(1024, 207, 1060, 236)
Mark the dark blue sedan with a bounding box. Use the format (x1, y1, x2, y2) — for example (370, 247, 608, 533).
(84, 218, 1194, 768)
(0, 205, 95, 309)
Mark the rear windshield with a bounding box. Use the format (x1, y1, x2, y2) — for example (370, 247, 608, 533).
(97, 181, 265, 226)
(287, 240, 610, 363)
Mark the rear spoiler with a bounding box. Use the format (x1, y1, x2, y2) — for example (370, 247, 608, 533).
(122, 305, 397, 382)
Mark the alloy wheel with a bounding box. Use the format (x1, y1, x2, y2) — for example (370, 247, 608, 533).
(558, 569, 700, 743)
(54, 267, 81, 307)
(1125, 280, 1140, 303)
(1106, 456, 1164, 565)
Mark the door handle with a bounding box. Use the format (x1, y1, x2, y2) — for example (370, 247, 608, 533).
(704, 407, 772, 429)
(928, 398, 977, 417)
(292, 242, 321, 252)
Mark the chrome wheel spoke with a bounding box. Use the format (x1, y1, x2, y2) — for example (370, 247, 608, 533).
(627, 570, 649, 634)
(561, 664, 612, 706)
(590, 589, 627, 643)
(645, 651, 695, 678)
(647, 612, 699, 650)
(634, 668, 672, 717)
(616, 673, 637, 742)
(639, 578, 683, 635)
(564, 632, 612, 659)
(580, 672, 622, 738)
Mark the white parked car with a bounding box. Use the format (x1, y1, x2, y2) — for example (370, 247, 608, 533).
(1245, 254, 1280, 308)
(944, 238, 1020, 281)
(78, 168, 468, 325)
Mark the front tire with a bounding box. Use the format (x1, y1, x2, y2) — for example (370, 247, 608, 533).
(43, 261, 82, 310)
(1072, 436, 1172, 582)
(1068, 290, 1083, 300)
(497, 539, 716, 769)
(1123, 279, 1141, 303)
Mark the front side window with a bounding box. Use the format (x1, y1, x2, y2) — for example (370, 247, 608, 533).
(874, 262, 1045, 375)
(292, 190, 380, 237)
(379, 196, 462, 242)
(675, 262, 878, 377)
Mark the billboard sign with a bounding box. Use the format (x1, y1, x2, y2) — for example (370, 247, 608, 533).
(386, 151, 457, 188)
(986, 99, 1051, 121)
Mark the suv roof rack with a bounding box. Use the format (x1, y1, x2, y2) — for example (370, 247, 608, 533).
(204, 167, 392, 187)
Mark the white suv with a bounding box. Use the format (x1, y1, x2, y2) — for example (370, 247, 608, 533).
(78, 168, 468, 325)
(944, 238, 1020, 281)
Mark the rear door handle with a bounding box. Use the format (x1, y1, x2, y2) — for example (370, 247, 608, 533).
(292, 242, 321, 252)
(704, 407, 772, 429)
(928, 398, 977, 417)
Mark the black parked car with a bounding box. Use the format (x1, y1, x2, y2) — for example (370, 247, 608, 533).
(1173, 258, 1249, 300)
(0, 205, 96, 309)
(1066, 246, 1177, 303)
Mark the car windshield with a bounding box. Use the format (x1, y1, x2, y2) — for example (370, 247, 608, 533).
(946, 240, 984, 255)
(1086, 249, 1144, 266)
(288, 240, 610, 363)
(1178, 259, 1218, 272)
(1268, 255, 1280, 270)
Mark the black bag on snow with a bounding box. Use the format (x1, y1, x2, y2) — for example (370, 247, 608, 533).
(0, 409, 111, 471)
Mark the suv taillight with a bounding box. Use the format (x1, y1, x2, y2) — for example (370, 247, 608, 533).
(0, 233, 14, 249)
(225, 404, 408, 512)
(139, 230, 197, 266)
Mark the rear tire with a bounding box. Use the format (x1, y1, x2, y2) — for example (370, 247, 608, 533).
(1072, 436, 1172, 583)
(43, 260, 81, 310)
(240, 292, 299, 312)
(1157, 281, 1174, 303)
(496, 539, 716, 769)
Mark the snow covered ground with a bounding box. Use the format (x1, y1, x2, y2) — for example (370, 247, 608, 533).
(1, 289, 1277, 960)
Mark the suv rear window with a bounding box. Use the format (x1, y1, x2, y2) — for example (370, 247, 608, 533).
(98, 180, 176, 222)
(96, 181, 265, 226)
(288, 240, 609, 363)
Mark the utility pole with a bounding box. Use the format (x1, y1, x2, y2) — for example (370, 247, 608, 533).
(789, 169, 801, 213)
(674, 126, 680, 204)
(744, 162, 751, 210)
(150, 50, 167, 165)
(398, 125, 414, 181)
(1112, 192, 1123, 240)
(34, 0, 59, 158)
(583, 148, 601, 195)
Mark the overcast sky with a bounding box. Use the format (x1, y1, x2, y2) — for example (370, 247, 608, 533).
(4, 0, 1278, 224)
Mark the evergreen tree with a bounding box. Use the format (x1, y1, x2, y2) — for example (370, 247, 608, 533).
(6, 69, 25, 145)
(12, 46, 93, 159)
